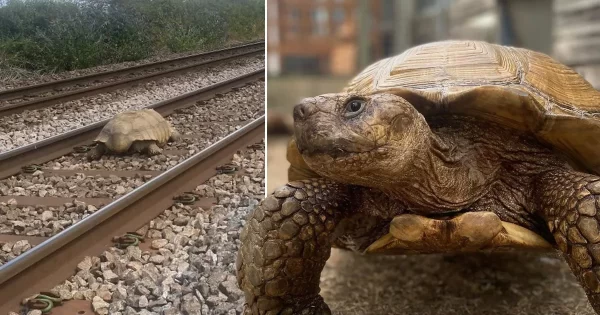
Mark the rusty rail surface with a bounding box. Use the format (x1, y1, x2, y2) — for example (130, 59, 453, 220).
(0, 116, 264, 313)
(0, 42, 264, 117)
(0, 68, 265, 179)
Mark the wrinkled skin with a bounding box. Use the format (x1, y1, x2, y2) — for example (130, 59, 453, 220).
(237, 93, 600, 314)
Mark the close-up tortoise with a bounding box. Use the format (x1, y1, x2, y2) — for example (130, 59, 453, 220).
(87, 108, 180, 160)
(237, 40, 600, 314)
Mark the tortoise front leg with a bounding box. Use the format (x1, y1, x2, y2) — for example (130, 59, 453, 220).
(87, 143, 106, 160)
(535, 169, 600, 313)
(237, 179, 351, 315)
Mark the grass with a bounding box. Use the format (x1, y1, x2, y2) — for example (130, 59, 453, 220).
(0, 0, 264, 73)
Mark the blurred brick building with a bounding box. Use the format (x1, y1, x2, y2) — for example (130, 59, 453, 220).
(412, 0, 552, 54)
(553, 0, 600, 88)
(411, 0, 600, 88)
(268, 0, 557, 77)
(267, 0, 397, 76)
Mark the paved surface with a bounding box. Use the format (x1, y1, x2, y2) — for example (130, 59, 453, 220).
(267, 135, 595, 315)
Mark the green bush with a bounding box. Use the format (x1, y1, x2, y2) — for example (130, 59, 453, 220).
(0, 0, 263, 72)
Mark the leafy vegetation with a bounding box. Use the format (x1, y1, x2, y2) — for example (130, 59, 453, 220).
(0, 0, 264, 72)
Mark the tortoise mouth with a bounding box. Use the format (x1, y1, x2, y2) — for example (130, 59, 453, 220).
(299, 146, 374, 159)
(295, 129, 379, 159)
(299, 146, 391, 173)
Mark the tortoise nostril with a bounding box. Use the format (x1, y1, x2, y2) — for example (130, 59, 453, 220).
(293, 104, 307, 121)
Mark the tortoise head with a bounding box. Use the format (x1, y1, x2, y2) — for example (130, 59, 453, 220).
(293, 92, 431, 187)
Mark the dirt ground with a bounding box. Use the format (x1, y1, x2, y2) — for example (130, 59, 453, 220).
(267, 135, 595, 315)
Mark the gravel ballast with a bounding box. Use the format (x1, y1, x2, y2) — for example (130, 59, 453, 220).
(43, 142, 265, 315)
(0, 199, 100, 238)
(1, 65, 264, 313)
(0, 173, 148, 199)
(0, 54, 263, 152)
(0, 239, 32, 266)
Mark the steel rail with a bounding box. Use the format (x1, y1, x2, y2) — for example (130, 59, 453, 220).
(0, 115, 264, 313)
(0, 40, 263, 101)
(0, 47, 264, 117)
(0, 69, 265, 179)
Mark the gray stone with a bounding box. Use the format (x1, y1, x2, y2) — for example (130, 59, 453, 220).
(181, 293, 202, 315)
(126, 246, 142, 261)
(77, 256, 93, 271)
(138, 295, 149, 308)
(219, 280, 243, 301)
(41, 210, 53, 221)
(102, 269, 119, 283)
(136, 284, 151, 295)
(11, 240, 31, 255)
(92, 296, 110, 315)
(149, 254, 166, 264)
(109, 300, 126, 313)
(96, 288, 112, 301)
(151, 239, 168, 249)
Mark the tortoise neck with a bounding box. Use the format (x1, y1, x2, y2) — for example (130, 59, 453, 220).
(389, 129, 499, 214)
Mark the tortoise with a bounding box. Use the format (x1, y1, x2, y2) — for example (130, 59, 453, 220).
(237, 40, 600, 314)
(87, 108, 180, 160)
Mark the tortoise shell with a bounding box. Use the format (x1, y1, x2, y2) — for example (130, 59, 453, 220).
(288, 40, 600, 180)
(95, 108, 173, 152)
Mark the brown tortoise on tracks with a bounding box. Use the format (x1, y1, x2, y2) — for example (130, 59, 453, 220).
(88, 108, 180, 160)
(237, 40, 600, 314)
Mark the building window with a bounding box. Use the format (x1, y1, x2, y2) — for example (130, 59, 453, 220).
(288, 7, 300, 35)
(288, 24, 299, 36)
(312, 7, 329, 36)
(382, 0, 394, 23)
(283, 56, 322, 75)
(289, 7, 300, 20)
(417, 0, 438, 12)
(333, 7, 345, 24)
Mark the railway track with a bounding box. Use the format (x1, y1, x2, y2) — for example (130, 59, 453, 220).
(0, 70, 265, 313)
(0, 53, 263, 151)
(0, 41, 264, 117)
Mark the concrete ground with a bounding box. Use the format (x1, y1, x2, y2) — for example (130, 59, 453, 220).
(267, 135, 595, 315)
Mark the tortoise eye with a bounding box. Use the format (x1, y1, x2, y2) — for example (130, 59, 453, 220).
(343, 99, 366, 118)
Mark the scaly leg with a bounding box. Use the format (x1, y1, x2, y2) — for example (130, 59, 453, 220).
(147, 142, 162, 155)
(237, 179, 351, 315)
(535, 169, 600, 313)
